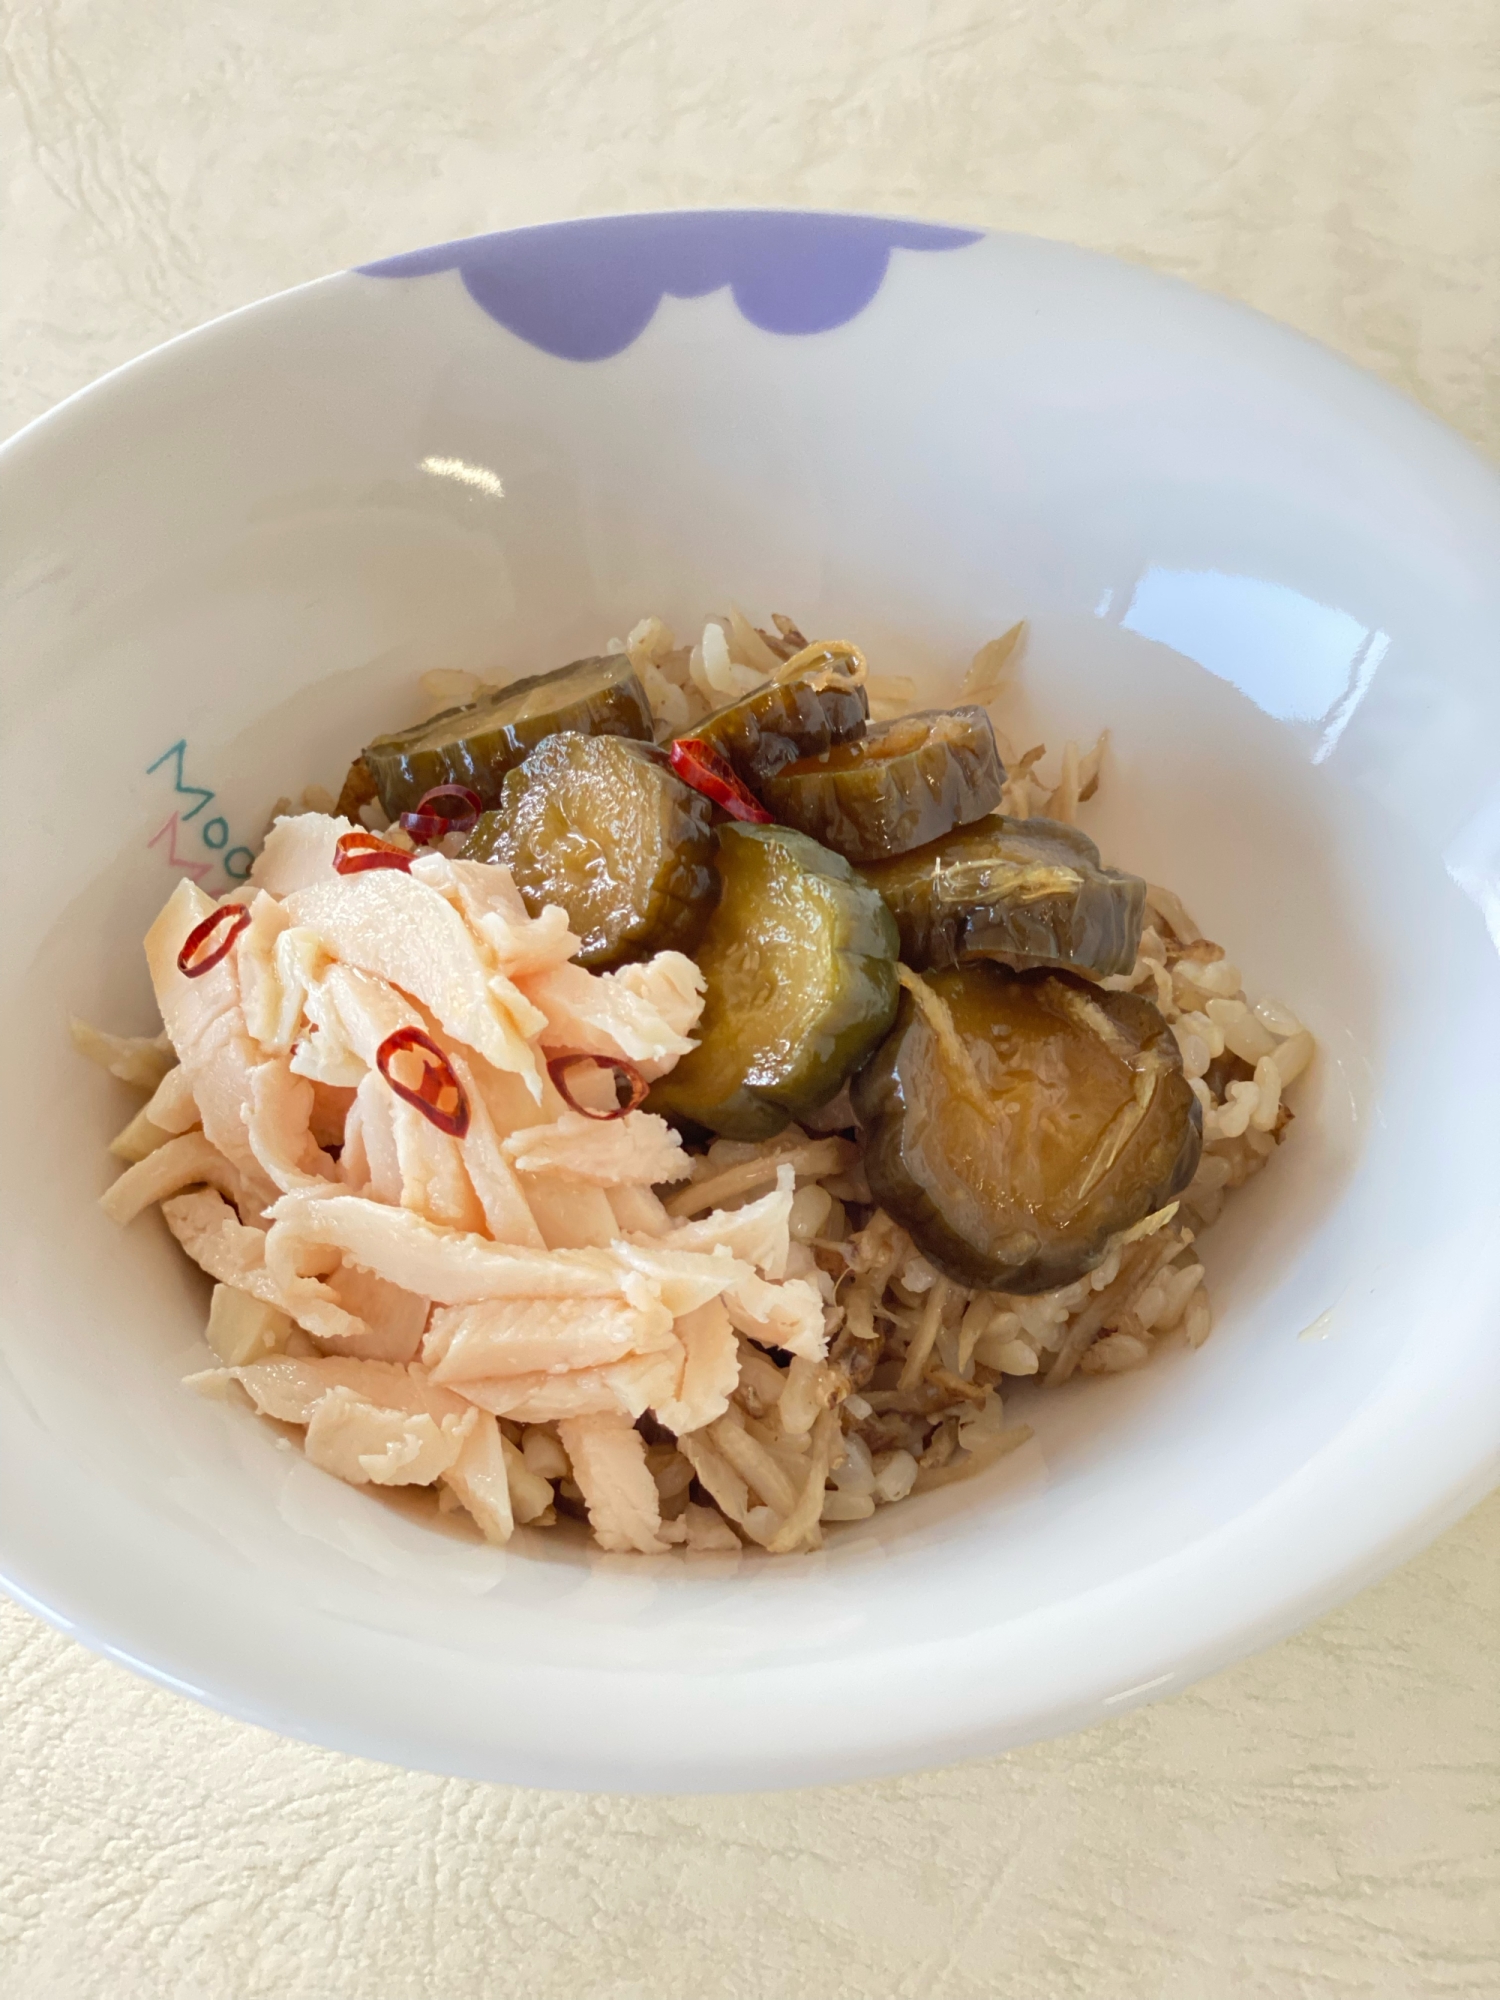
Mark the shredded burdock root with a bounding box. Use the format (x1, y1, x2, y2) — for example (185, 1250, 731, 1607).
(772, 637, 869, 695)
(665, 1136, 857, 1219)
(81, 606, 1313, 1558)
(959, 619, 1028, 704)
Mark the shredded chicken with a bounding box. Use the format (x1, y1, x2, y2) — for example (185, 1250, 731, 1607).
(518, 958, 704, 1074)
(653, 1297, 741, 1434)
(456, 1346, 684, 1423)
(101, 1132, 252, 1225)
(501, 1109, 691, 1187)
(143, 1064, 199, 1135)
(92, 813, 856, 1551)
(251, 812, 354, 897)
(556, 1413, 669, 1554)
(281, 868, 549, 1093)
(70, 1018, 176, 1091)
(423, 1295, 677, 1380)
(303, 1388, 475, 1487)
(144, 881, 284, 1208)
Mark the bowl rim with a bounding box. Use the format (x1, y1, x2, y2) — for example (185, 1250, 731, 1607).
(6, 198, 1490, 465)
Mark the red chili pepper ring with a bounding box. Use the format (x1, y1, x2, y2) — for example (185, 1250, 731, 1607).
(668, 737, 774, 824)
(376, 1027, 471, 1139)
(176, 902, 252, 979)
(399, 784, 484, 847)
(334, 830, 414, 875)
(547, 1052, 650, 1121)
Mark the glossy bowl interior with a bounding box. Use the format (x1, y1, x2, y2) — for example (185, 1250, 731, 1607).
(2, 212, 1498, 1792)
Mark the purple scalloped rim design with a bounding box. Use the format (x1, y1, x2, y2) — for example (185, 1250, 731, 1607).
(358, 210, 983, 362)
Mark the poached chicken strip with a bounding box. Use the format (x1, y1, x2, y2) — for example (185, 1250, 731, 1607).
(303, 1390, 474, 1488)
(250, 812, 354, 899)
(442, 1044, 546, 1247)
(163, 1189, 277, 1288)
(234, 891, 294, 1051)
(607, 1185, 671, 1237)
(213, 1355, 470, 1423)
(609, 955, 707, 1049)
(103, 800, 876, 1558)
(341, 1073, 404, 1204)
(163, 1190, 400, 1354)
(101, 1134, 253, 1226)
(556, 1414, 669, 1555)
(142, 1064, 199, 1136)
(305, 965, 487, 1233)
(144, 880, 282, 1213)
(323, 1262, 431, 1364)
(207, 1356, 481, 1494)
(441, 1414, 516, 1543)
(265, 1192, 638, 1305)
(652, 1297, 741, 1434)
(722, 1273, 827, 1363)
(454, 1346, 684, 1424)
(281, 868, 549, 1096)
(517, 955, 704, 1076)
(423, 1295, 676, 1382)
(245, 1058, 339, 1194)
(521, 1178, 624, 1250)
(662, 1172, 795, 1279)
(410, 852, 579, 980)
(501, 1109, 690, 1187)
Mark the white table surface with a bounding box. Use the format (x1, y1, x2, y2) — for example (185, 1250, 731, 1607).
(3, 4, 1498, 1995)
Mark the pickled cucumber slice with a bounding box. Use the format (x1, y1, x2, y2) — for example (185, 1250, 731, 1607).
(860, 815, 1145, 980)
(696, 676, 869, 785)
(853, 963, 1201, 1293)
(760, 707, 1004, 863)
(648, 822, 900, 1140)
(346, 654, 654, 819)
(463, 734, 717, 968)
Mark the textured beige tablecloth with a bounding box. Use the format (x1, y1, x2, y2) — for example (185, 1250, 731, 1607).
(3, 5, 1499, 1995)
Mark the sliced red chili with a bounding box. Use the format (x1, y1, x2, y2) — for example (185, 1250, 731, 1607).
(334, 830, 413, 875)
(668, 737, 774, 824)
(398, 784, 484, 846)
(546, 1052, 650, 1120)
(375, 1026, 471, 1139)
(176, 902, 252, 978)
(177, 904, 251, 980)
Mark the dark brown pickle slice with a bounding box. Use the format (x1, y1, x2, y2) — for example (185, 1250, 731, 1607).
(760, 707, 1004, 863)
(852, 963, 1201, 1293)
(349, 654, 654, 818)
(461, 733, 717, 968)
(859, 815, 1145, 980)
(696, 676, 869, 785)
(647, 822, 900, 1141)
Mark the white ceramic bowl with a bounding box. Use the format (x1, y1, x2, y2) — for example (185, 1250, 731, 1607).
(3, 212, 1498, 1794)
